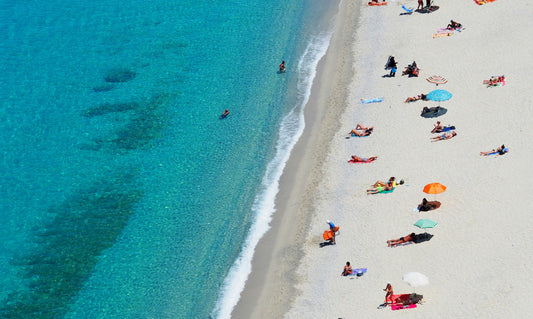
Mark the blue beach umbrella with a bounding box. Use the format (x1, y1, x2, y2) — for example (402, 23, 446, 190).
(427, 89, 452, 109)
(427, 89, 452, 107)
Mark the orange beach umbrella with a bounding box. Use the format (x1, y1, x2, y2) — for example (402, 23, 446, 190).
(423, 183, 446, 199)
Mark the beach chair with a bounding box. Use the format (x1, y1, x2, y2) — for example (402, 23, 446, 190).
(401, 5, 414, 14)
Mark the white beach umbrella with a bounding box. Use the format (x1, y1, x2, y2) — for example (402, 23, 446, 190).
(402, 272, 429, 292)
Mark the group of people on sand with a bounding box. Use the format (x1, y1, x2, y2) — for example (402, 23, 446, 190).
(366, 177, 404, 194)
(486, 75, 505, 87)
(417, 0, 432, 10)
(348, 124, 374, 137)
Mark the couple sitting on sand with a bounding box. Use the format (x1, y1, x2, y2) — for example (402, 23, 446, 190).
(347, 124, 374, 137)
(367, 177, 404, 194)
(402, 61, 419, 77)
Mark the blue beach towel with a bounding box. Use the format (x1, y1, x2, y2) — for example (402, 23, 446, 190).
(361, 97, 383, 104)
(347, 268, 367, 276)
(441, 126, 455, 132)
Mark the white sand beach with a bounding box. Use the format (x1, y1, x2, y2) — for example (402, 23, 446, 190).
(233, 0, 533, 318)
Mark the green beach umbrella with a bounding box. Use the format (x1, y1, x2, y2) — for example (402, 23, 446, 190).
(414, 219, 438, 229)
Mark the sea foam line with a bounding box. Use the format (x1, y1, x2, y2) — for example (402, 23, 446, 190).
(211, 30, 333, 319)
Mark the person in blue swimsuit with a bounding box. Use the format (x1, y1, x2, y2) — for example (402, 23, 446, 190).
(430, 131, 456, 142)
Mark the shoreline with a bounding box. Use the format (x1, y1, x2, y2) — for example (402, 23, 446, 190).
(230, 0, 361, 317)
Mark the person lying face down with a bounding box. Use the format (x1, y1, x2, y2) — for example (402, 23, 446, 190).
(387, 233, 416, 247)
(418, 198, 441, 211)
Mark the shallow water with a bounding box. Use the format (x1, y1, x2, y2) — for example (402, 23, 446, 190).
(0, 0, 338, 317)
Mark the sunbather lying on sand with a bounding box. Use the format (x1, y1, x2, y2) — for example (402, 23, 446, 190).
(418, 198, 441, 211)
(430, 131, 456, 142)
(349, 155, 378, 163)
(480, 144, 508, 156)
(367, 181, 394, 194)
(372, 177, 404, 188)
(387, 233, 415, 247)
(404, 94, 427, 103)
(348, 124, 374, 137)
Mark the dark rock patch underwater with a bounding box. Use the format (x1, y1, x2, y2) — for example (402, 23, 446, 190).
(0, 171, 143, 319)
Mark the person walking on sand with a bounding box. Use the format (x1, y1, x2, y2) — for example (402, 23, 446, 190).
(384, 283, 394, 304)
(326, 220, 337, 244)
(341, 261, 353, 276)
(417, 0, 423, 10)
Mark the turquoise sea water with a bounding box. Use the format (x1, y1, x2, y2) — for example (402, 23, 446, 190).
(0, 0, 337, 317)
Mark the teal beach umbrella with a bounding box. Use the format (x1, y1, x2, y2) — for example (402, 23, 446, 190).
(414, 219, 438, 229)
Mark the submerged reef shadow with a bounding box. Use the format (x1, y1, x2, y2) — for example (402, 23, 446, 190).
(79, 94, 172, 153)
(0, 170, 143, 318)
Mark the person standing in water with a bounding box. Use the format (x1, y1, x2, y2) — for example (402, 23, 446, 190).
(279, 60, 286, 72)
(221, 109, 229, 118)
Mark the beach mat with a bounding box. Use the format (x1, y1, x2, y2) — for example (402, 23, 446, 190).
(392, 304, 417, 311)
(361, 97, 383, 104)
(347, 268, 367, 276)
